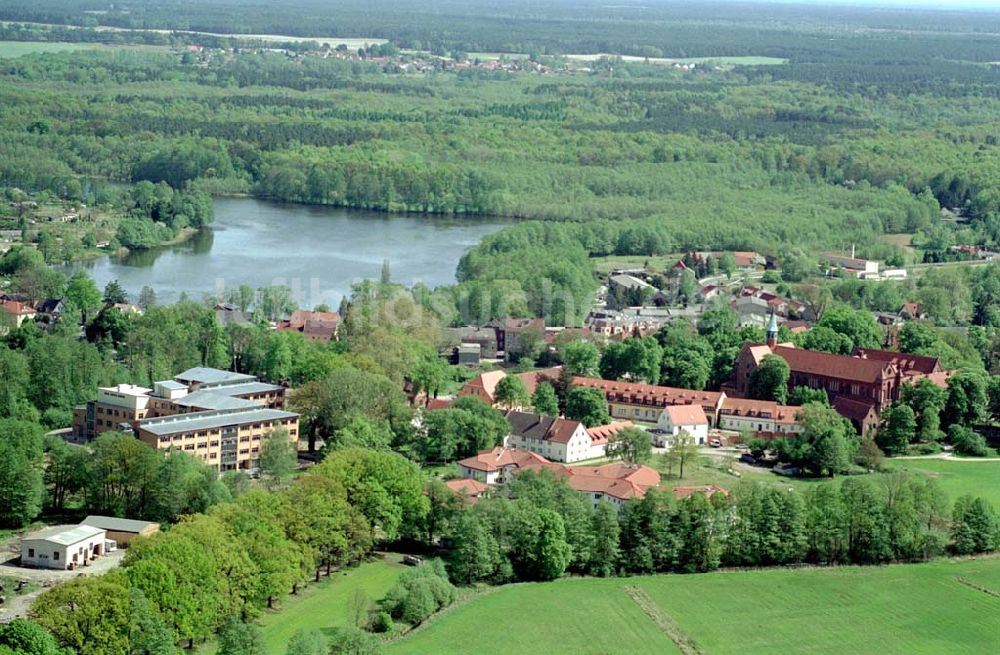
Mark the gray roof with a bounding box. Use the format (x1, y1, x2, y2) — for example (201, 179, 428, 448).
(173, 390, 258, 411)
(198, 381, 283, 395)
(24, 524, 105, 545)
(174, 367, 256, 386)
(609, 274, 655, 291)
(154, 380, 187, 390)
(137, 407, 298, 436)
(82, 516, 158, 533)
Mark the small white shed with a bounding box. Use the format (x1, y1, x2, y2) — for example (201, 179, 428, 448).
(20, 525, 107, 570)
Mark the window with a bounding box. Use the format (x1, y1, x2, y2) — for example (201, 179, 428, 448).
(53, 551, 59, 561)
(28, 548, 34, 557)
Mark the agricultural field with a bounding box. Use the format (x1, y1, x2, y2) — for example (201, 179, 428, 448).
(388, 557, 1000, 655)
(891, 458, 1000, 511)
(0, 40, 100, 57)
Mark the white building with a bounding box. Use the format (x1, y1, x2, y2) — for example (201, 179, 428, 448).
(716, 398, 802, 436)
(21, 525, 107, 570)
(504, 410, 594, 463)
(655, 404, 709, 446)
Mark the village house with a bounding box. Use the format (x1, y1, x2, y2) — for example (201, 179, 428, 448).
(456, 447, 556, 484)
(716, 397, 803, 438)
(503, 410, 613, 463)
(572, 376, 725, 427)
(560, 462, 661, 509)
(444, 478, 489, 505)
(821, 254, 879, 279)
(1, 299, 36, 329)
(654, 404, 710, 446)
(20, 525, 107, 570)
(445, 326, 500, 358)
(80, 516, 160, 547)
(457, 367, 562, 408)
(275, 309, 340, 342)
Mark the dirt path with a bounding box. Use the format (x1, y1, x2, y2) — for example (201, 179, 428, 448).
(622, 584, 703, 655)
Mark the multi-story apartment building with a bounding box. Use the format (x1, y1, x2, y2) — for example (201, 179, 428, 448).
(135, 406, 299, 473)
(72, 367, 297, 472)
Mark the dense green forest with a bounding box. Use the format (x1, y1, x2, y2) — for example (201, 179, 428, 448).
(2, 1, 1000, 325)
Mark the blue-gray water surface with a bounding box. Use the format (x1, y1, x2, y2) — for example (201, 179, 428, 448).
(62, 197, 506, 307)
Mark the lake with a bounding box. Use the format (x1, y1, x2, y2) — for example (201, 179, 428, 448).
(62, 197, 506, 307)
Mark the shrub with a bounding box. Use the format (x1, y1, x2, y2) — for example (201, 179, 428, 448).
(384, 560, 456, 626)
(370, 611, 394, 634)
(950, 425, 988, 457)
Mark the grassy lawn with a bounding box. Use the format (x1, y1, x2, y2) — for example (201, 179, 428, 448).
(0, 41, 102, 57)
(388, 558, 1000, 655)
(590, 254, 682, 276)
(200, 554, 406, 654)
(889, 458, 1000, 511)
(387, 579, 683, 655)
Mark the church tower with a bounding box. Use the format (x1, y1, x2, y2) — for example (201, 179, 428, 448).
(766, 307, 779, 349)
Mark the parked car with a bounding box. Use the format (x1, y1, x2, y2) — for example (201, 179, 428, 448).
(402, 555, 423, 566)
(740, 453, 757, 465)
(709, 438, 722, 448)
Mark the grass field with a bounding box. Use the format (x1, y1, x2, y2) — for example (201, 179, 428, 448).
(890, 458, 1000, 511)
(388, 557, 1000, 655)
(0, 41, 102, 57)
(200, 554, 406, 654)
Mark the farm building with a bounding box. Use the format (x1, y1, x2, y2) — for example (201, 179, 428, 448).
(20, 525, 107, 570)
(81, 515, 160, 547)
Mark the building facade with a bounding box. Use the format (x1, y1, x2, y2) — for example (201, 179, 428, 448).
(21, 525, 107, 570)
(572, 376, 725, 427)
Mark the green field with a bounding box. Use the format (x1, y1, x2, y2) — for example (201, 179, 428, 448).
(200, 554, 405, 654)
(891, 458, 1000, 511)
(388, 558, 1000, 655)
(0, 41, 101, 57)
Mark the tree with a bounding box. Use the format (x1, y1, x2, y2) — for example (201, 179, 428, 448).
(329, 627, 382, 655)
(138, 286, 157, 311)
(531, 381, 559, 416)
(748, 354, 790, 404)
(65, 270, 101, 317)
(258, 430, 298, 491)
(0, 418, 45, 528)
(494, 375, 529, 409)
(129, 588, 178, 655)
(876, 403, 916, 456)
(944, 369, 989, 428)
(217, 617, 265, 655)
(320, 415, 393, 457)
(530, 508, 573, 581)
(788, 386, 829, 406)
(31, 573, 132, 655)
(898, 321, 938, 354)
(561, 341, 600, 377)
(103, 280, 128, 305)
(795, 403, 853, 477)
(800, 326, 852, 355)
(719, 252, 736, 279)
(900, 378, 947, 442)
(286, 628, 328, 655)
(565, 387, 610, 428)
(949, 424, 988, 457)
(606, 426, 652, 463)
(816, 306, 881, 350)
(422, 479, 460, 544)
(951, 495, 999, 555)
(589, 501, 620, 577)
(599, 337, 662, 384)
(661, 431, 699, 479)
(447, 511, 501, 584)
(855, 439, 884, 472)
(0, 619, 67, 655)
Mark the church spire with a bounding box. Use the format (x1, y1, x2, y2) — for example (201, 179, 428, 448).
(766, 307, 779, 348)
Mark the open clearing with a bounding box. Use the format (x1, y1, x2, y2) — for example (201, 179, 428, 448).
(891, 458, 1000, 511)
(0, 41, 102, 57)
(199, 554, 405, 654)
(388, 557, 1000, 655)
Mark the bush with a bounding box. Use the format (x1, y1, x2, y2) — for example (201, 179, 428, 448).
(384, 560, 456, 626)
(950, 425, 988, 457)
(40, 408, 72, 430)
(369, 611, 394, 634)
(761, 270, 781, 284)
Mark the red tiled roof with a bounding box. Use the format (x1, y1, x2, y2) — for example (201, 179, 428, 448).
(457, 447, 553, 473)
(515, 367, 563, 395)
(663, 404, 708, 426)
(720, 397, 778, 418)
(505, 410, 584, 445)
(586, 420, 634, 446)
(572, 377, 723, 410)
(426, 398, 452, 411)
(445, 478, 489, 497)
(564, 462, 660, 501)
(772, 345, 893, 384)
(2, 300, 35, 316)
(831, 396, 878, 423)
(853, 348, 940, 375)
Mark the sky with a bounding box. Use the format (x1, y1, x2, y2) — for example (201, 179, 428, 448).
(757, 0, 1000, 7)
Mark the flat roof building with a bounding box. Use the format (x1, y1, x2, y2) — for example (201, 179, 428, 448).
(21, 525, 107, 570)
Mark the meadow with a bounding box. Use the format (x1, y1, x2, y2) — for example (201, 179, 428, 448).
(199, 554, 406, 654)
(0, 40, 100, 56)
(387, 557, 1000, 655)
(891, 458, 1000, 511)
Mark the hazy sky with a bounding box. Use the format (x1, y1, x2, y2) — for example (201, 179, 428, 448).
(759, 0, 1000, 7)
